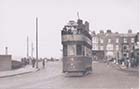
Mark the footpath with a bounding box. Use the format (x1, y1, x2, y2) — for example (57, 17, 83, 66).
(0, 65, 40, 78)
(109, 62, 139, 73)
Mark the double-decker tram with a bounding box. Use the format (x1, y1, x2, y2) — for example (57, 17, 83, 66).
(61, 18, 92, 75)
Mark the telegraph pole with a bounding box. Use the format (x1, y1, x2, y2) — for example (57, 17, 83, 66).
(31, 42, 34, 58)
(27, 36, 29, 58)
(77, 12, 80, 19)
(36, 17, 39, 69)
(5, 46, 8, 55)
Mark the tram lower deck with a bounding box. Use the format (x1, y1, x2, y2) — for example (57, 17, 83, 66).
(63, 56, 92, 74)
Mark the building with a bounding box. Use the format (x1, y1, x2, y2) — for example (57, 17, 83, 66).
(132, 32, 139, 67)
(92, 30, 105, 61)
(92, 30, 121, 61)
(92, 29, 138, 65)
(119, 30, 136, 65)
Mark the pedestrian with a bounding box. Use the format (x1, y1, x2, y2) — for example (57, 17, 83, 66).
(32, 58, 36, 68)
(42, 59, 45, 68)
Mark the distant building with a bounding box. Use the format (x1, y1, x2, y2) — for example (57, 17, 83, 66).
(92, 29, 138, 64)
(133, 32, 139, 67)
(0, 55, 12, 71)
(120, 31, 136, 63)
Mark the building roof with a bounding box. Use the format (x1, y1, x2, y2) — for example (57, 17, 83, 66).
(119, 33, 136, 37)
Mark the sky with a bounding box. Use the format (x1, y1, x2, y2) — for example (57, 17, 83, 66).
(0, 0, 139, 60)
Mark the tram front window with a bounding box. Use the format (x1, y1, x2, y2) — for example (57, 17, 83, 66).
(68, 45, 76, 56)
(76, 44, 82, 55)
(63, 45, 67, 56)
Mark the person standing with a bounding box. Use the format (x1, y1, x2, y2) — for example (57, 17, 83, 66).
(42, 59, 45, 68)
(32, 58, 36, 68)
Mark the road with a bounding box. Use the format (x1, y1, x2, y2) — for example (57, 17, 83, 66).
(0, 61, 138, 89)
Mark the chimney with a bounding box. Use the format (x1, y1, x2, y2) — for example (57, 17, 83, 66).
(107, 29, 112, 33)
(100, 30, 104, 34)
(92, 31, 96, 35)
(128, 29, 132, 33)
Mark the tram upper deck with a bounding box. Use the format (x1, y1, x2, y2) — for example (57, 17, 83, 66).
(61, 19, 92, 47)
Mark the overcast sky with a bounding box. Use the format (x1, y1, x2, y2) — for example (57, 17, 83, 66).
(0, 0, 139, 60)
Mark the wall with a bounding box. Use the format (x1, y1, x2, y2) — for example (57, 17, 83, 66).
(0, 55, 12, 71)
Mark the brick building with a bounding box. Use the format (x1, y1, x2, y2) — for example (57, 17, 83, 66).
(92, 30, 137, 64)
(119, 31, 136, 64)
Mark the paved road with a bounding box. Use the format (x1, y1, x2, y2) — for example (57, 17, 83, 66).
(0, 61, 138, 89)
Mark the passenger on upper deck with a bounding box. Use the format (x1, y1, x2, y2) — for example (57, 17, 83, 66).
(62, 19, 92, 39)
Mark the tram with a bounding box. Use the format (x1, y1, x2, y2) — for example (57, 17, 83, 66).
(61, 18, 92, 75)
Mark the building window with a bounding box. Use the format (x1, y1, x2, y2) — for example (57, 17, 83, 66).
(92, 37, 98, 43)
(96, 38, 98, 43)
(126, 53, 129, 57)
(92, 45, 95, 50)
(100, 39, 104, 43)
(123, 45, 129, 50)
(92, 37, 95, 43)
(124, 53, 127, 57)
(123, 46, 127, 50)
(108, 39, 111, 43)
(100, 39, 103, 43)
(100, 46, 104, 50)
(106, 44, 113, 50)
(76, 44, 82, 55)
(116, 38, 119, 43)
(124, 38, 127, 43)
(93, 44, 98, 50)
(63, 45, 67, 56)
(96, 45, 98, 50)
(116, 45, 119, 51)
(131, 38, 134, 43)
(123, 53, 129, 58)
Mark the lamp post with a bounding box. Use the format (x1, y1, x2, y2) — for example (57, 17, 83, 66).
(27, 36, 29, 58)
(31, 42, 34, 58)
(36, 17, 39, 69)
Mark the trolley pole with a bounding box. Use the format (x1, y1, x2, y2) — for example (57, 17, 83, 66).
(36, 17, 39, 69)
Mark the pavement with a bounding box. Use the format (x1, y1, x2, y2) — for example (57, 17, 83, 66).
(120, 65, 139, 72)
(109, 62, 139, 72)
(0, 64, 40, 78)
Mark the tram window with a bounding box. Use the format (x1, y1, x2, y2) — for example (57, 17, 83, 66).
(63, 45, 67, 56)
(82, 46, 85, 56)
(68, 45, 76, 56)
(76, 45, 82, 55)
